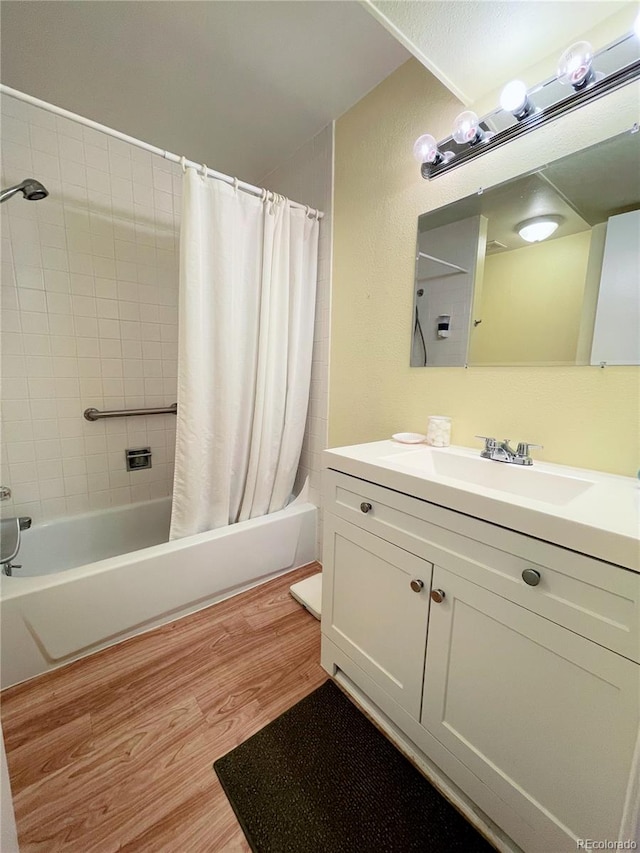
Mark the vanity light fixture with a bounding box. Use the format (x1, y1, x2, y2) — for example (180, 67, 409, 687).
(499, 80, 536, 120)
(417, 23, 640, 180)
(517, 216, 562, 243)
(452, 111, 490, 145)
(557, 41, 597, 90)
(412, 133, 453, 166)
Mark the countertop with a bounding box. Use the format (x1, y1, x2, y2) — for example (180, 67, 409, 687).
(323, 441, 640, 572)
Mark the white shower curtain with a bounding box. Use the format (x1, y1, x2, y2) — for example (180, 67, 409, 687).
(170, 169, 319, 540)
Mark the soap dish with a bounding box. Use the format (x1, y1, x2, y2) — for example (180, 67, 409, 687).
(392, 432, 426, 444)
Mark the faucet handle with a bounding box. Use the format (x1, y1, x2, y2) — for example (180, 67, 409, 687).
(516, 442, 543, 456)
(516, 442, 543, 465)
(475, 435, 497, 457)
(475, 435, 497, 447)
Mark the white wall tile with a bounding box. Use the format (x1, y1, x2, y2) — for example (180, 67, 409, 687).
(46, 293, 72, 314)
(9, 461, 38, 484)
(37, 459, 63, 479)
(44, 270, 71, 292)
(42, 246, 69, 272)
(19, 289, 47, 313)
(30, 125, 57, 154)
(1, 94, 179, 524)
(39, 478, 66, 499)
(48, 314, 74, 336)
(50, 336, 76, 357)
(16, 266, 44, 291)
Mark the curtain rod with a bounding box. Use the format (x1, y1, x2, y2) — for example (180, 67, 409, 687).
(0, 85, 324, 219)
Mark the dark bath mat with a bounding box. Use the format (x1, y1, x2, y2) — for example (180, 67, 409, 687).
(214, 679, 495, 852)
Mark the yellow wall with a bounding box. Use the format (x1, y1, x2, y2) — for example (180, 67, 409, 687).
(470, 230, 591, 365)
(330, 59, 639, 475)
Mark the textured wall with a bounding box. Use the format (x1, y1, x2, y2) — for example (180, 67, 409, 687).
(1, 93, 180, 523)
(261, 124, 333, 557)
(330, 59, 639, 476)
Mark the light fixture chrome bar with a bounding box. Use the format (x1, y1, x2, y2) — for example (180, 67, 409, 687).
(84, 403, 177, 421)
(423, 56, 640, 181)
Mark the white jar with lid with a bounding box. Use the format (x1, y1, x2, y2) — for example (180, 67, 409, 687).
(426, 415, 451, 447)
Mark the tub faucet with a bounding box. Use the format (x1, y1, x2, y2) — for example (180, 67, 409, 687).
(476, 436, 543, 466)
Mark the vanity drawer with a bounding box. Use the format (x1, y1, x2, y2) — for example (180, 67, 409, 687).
(323, 468, 640, 662)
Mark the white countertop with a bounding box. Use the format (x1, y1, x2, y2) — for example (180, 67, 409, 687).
(323, 441, 640, 571)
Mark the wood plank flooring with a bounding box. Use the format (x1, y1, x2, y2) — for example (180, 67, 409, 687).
(1, 562, 326, 852)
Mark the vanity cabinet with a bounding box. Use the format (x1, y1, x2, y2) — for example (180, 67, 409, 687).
(322, 515, 431, 718)
(423, 566, 638, 849)
(321, 466, 640, 853)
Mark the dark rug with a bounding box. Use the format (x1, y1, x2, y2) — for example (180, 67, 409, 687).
(214, 679, 495, 852)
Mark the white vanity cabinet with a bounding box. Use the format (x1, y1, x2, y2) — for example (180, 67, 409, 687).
(423, 566, 638, 850)
(321, 514, 432, 718)
(321, 464, 640, 853)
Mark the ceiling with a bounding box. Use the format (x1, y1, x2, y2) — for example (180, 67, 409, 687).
(0, 1, 409, 183)
(364, 0, 635, 106)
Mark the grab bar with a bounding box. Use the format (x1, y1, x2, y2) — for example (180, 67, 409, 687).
(84, 403, 177, 421)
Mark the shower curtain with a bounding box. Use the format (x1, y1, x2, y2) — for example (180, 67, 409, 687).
(170, 169, 319, 540)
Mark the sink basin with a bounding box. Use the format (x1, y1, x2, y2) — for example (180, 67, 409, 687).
(381, 447, 595, 506)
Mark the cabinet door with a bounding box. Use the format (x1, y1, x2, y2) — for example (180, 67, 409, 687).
(422, 566, 640, 852)
(322, 513, 432, 718)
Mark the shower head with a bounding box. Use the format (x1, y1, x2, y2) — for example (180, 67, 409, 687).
(0, 178, 49, 205)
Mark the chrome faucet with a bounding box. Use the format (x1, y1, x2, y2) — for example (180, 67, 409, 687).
(476, 436, 543, 466)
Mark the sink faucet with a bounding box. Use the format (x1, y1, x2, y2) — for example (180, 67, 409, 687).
(476, 436, 543, 466)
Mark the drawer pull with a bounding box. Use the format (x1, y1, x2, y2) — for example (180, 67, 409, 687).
(410, 579, 424, 593)
(522, 568, 541, 586)
(360, 502, 373, 514)
(430, 589, 446, 603)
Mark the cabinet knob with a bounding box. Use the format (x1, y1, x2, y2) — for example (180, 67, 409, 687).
(410, 579, 424, 593)
(522, 568, 541, 586)
(430, 589, 446, 603)
(360, 502, 372, 514)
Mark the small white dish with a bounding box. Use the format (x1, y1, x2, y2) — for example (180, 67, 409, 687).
(392, 432, 426, 444)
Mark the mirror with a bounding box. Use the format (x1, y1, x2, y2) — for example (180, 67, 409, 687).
(411, 130, 640, 367)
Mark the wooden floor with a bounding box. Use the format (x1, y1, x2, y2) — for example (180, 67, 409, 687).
(1, 562, 326, 852)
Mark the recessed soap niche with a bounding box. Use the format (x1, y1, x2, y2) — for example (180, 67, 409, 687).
(126, 448, 152, 472)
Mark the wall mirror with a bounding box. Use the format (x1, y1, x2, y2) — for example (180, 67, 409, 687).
(411, 129, 640, 367)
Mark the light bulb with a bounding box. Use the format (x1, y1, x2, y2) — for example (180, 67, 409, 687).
(517, 216, 561, 243)
(413, 134, 439, 164)
(452, 111, 484, 145)
(499, 80, 534, 119)
(557, 41, 594, 89)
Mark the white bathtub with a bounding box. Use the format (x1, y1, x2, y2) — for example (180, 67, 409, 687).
(1, 496, 316, 688)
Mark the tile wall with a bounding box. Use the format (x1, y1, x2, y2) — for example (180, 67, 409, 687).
(415, 217, 483, 367)
(261, 124, 333, 557)
(0, 94, 182, 522)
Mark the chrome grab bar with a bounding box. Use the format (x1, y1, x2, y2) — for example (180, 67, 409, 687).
(83, 403, 177, 422)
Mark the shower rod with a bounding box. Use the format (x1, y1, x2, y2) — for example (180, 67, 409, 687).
(84, 403, 177, 421)
(0, 85, 324, 220)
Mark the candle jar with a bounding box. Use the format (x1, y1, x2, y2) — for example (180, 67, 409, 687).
(426, 415, 451, 447)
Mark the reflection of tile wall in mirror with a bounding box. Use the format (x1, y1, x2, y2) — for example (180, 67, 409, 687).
(411, 129, 640, 367)
(412, 217, 485, 367)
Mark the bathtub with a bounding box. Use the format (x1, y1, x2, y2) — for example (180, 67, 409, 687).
(1, 496, 316, 688)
